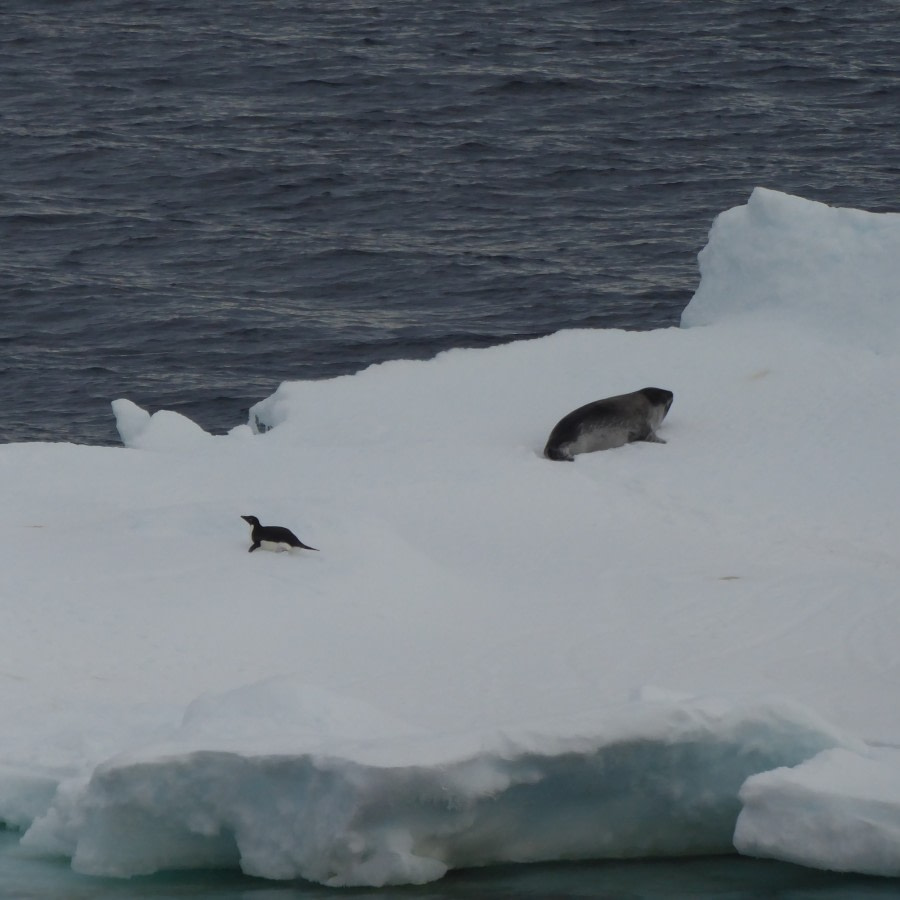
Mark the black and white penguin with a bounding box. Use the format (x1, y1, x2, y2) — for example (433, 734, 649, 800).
(241, 515, 318, 553)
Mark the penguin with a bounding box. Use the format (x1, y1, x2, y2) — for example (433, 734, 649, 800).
(241, 515, 318, 553)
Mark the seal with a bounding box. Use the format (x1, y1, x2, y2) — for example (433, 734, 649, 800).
(543, 387, 674, 461)
(241, 515, 318, 553)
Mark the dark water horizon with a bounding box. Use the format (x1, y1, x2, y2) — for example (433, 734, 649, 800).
(2, 0, 898, 446)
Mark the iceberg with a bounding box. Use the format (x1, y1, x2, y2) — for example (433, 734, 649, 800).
(1, 188, 899, 885)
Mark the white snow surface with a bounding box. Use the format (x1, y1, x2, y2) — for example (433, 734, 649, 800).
(1, 187, 899, 884)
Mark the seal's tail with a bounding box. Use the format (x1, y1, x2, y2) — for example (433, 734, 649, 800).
(544, 445, 574, 462)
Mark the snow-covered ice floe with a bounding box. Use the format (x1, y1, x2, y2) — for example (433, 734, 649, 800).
(17, 686, 858, 887)
(735, 746, 900, 878)
(2, 188, 900, 884)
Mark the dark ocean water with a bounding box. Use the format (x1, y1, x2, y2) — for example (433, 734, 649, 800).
(2, 0, 898, 446)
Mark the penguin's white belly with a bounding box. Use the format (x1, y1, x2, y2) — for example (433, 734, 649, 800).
(259, 539, 292, 552)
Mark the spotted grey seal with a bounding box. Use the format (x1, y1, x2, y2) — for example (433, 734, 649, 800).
(241, 515, 318, 553)
(543, 387, 674, 461)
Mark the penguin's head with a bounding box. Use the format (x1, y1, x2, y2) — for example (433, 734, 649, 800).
(241, 515, 260, 527)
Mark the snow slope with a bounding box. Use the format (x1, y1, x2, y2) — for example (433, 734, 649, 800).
(1, 187, 898, 884)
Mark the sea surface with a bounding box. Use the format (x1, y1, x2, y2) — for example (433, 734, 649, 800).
(2, 0, 899, 895)
(3, 0, 898, 446)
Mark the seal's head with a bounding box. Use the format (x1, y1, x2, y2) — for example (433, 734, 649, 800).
(640, 387, 674, 418)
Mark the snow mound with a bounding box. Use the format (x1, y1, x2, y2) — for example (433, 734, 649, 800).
(682, 186, 900, 353)
(735, 747, 900, 877)
(112, 398, 212, 450)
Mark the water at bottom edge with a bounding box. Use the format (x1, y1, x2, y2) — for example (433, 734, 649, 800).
(1, 830, 896, 900)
